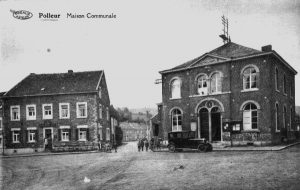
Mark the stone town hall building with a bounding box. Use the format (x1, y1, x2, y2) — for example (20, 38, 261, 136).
(153, 42, 297, 145)
(1, 70, 112, 154)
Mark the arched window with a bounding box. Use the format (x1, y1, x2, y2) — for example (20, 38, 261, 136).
(171, 79, 181, 99)
(243, 67, 258, 90)
(283, 106, 287, 129)
(243, 103, 258, 130)
(197, 75, 208, 95)
(171, 109, 182, 131)
(283, 74, 287, 94)
(275, 103, 279, 132)
(275, 67, 279, 91)
(210, 72, 221, 93)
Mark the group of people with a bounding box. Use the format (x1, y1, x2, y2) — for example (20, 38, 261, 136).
(137, 138, 149, 151)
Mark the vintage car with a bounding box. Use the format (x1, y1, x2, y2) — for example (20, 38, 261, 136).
(167, 131, 213, 152)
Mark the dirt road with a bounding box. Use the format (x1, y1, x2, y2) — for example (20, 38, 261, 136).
(1, 142, 299, 190)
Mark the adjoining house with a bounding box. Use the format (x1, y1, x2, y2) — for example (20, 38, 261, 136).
(1, 70, 112, 154)
(153, 42, 298, 145)
(0, 92, 5, 153)
(120, 121, 147, 141)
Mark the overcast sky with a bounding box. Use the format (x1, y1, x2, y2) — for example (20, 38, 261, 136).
(0, 0, 299, 108)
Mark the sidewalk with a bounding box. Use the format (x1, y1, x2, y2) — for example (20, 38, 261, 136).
(151, 142, 300, 152)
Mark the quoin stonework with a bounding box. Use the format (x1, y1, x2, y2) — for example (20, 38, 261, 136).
(152, 42, 298, 145)
(1, 70, 114, 154)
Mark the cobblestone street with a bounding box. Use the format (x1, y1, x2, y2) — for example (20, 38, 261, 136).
(1, 142, 299, 190)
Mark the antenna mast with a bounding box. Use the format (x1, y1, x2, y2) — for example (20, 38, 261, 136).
(219, 15, 230, 44)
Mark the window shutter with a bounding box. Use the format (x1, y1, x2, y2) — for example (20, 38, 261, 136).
(35, 130, 39, 142)
(86, 128, 90, 141)
(58, 129, 61, 141)
(76, 129, 79, 140)
(69, 128, 72, 141)
(20, 129, 24, 144)
(7, 131, 12, 144)
(25, 130, 28, 143)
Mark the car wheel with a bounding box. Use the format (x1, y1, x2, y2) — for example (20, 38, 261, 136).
(206, 144, 213, 152)
(169, 144, 176, 152)
(198, 144, 207, 152)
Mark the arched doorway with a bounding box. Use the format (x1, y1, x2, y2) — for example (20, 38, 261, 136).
(199, 108, 209, 140)
(197, 99, 223, 142)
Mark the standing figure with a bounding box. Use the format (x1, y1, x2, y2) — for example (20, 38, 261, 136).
(145, 139, 149, 151)
(140, 140, 144, 151)
(137, 139, 141, 152)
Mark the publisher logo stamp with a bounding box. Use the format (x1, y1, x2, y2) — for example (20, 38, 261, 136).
(10, 10, 33, 20)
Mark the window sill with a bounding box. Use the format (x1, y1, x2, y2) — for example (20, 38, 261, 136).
(59, 117, 70, 119)
(43, 117, 53, 120)
(27, 118, 36, 121)
(169, 97, 181, 100)
(241, 88, 259, 93)
(11, 119, 20, 121)
(77, 116, 88, 119)
(78, 139, 87, 142)
(189, 91, 231, 98)
(12, 142, 20, 143)
(61, 140, 69, 142)
(275, 130, 280, 133)
(28, 141, 36, 143)
(241, 129, 260, 133)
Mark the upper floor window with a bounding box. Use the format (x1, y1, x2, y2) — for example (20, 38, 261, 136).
(59, 103, 70, 119)
(283, 74, 287, 94)
(197, 75, 208, 95)
(77, 102, 87, 118)
(210, 72, 222, 93)
(243, 67, 258, 90)
(275, 67, 279, 91)
(10, 105, 20, 121)
(0, 117, 2, 130)
(26, 105, 36, 120)
(42, 104, 53, 119)
(171, 78, 181, 99)
(171, 108, 182, 131)
(242, 103, 258, 130)
(106, 107, 109, 121)
(99, 106, 103, 119)
(275, 103, 279, 132)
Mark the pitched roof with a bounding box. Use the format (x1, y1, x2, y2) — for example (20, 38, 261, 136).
(169, 42, 262, 71)
(4, 70, 103, 97)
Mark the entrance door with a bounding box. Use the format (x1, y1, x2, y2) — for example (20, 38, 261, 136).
(154, 124, 159, 136)
(211, 107, 221, 141)
(44, 129, 52, 150)
(199, 108, 209, 140)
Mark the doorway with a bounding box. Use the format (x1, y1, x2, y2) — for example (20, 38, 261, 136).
(211, 107, 221, 141)
(44, 128, 53, 150)
(199, 108, 209, 140)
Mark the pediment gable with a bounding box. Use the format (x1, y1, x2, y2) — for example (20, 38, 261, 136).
(189, 54, 228, 68)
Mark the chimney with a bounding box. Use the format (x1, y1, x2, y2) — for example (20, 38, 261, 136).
(261, 45, 272, 52)
(68, 70, 73, 74)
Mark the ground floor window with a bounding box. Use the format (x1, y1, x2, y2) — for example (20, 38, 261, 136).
(243, 103, 258, 130)
(28, 130, 36, 142)
(106, 128, 110, 141)
(171, 108, 182, 131)
(12, 130, 20, 143)
(61, 129, 70, 141)
(78, 129, 87, 141)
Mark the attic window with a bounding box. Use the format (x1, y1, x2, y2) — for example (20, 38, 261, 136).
(41, 88, 45, 91)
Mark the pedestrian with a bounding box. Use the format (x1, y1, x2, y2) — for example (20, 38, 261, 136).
(113, 142, 117, 153)
(141, 139, 144, 151)
(145, 139, 149, 151)
(98, 141, 101, 151)
(137, 139, 141, 152)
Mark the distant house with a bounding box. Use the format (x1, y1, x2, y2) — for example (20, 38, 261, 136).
(120, 122, 147, 141)
(109, 105, 120, 145)
(155, 42, 297, 145)
(1, 70, 112, 154)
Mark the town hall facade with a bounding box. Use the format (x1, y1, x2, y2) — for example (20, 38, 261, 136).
(154, 42, 297, 145)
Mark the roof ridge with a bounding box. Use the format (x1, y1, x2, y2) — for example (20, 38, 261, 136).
(31, 70, 103, 76)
